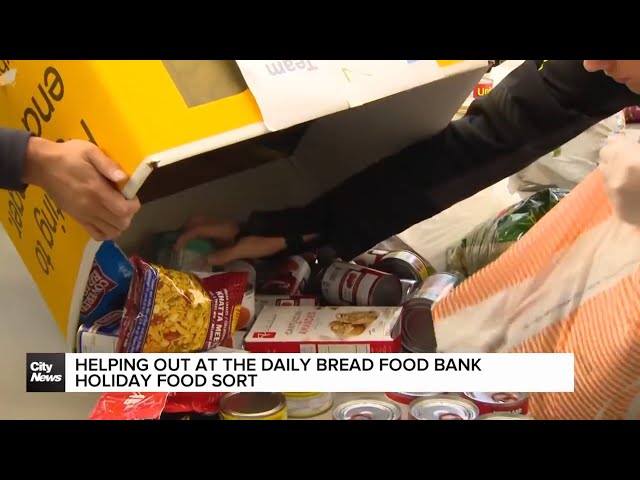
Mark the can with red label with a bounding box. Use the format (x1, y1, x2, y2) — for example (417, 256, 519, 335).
(352, 249, 389, 267)
(463, 392, 529, 415)
(376, 250, 435, 283)
(477, 412, 535, 420)
(320, 261, 403, 306)
(473, 75, 494, 99)
(409, 395, 479, 420)
(258, 255, 311, 296)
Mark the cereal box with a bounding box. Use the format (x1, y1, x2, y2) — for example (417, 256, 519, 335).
(244, 306, 403, 353)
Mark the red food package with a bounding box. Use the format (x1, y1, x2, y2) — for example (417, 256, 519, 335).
(164, 392, 226, 414)
(89, 392, 169, 420)
(625, 106, 640, 123)
(117, 257, 248, 353)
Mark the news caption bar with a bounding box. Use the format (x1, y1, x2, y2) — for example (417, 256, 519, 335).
(26, 353, 575, 393)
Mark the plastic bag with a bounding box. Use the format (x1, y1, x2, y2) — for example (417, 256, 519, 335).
(80, 241, 133, 326)
(163, 393, 226, 414)
(117, 257, 248, 353)
(447, 188, 568, 277)
(434, 140, 640, 419)
(89, 392, 169, 420)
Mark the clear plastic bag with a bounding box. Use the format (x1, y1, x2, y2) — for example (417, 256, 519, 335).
(447, 188, 568, 277)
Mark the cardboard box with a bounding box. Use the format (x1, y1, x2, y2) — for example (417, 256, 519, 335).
(0, 60, 488, 350)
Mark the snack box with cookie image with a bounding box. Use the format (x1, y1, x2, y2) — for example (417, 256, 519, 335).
(244, 306, 403, 353)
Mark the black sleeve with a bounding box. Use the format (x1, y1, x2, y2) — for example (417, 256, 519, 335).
(243, 60, 640, 260)
(0, 127, 31, 191)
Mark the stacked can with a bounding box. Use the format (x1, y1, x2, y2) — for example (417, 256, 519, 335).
(400, 272, 462, 353)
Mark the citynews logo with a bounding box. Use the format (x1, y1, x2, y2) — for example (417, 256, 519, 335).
(26, 353, 66, 392)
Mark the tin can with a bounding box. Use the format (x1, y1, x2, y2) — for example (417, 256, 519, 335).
(258, 256, 311, 295)
(399, 279, 419, 304)
(321, 261, 403, 307)
(384, 392, 447, 419)
(225, 261, 257, 330)
(333, 399, 402, 420)
(76, 309, 122, 353)
(376, 250, 435, 283)
(219, 392, 287, 420)
(463, 392, 529, 416)
(400, 273, 461, 352)
(477, 412, 535, 420)
(473, 75, 493, 99)
(409, 395, 479, 420)
(352, 249, 389, 267)
(284, 392, 333, 418)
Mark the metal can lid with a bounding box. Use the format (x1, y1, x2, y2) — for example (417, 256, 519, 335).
(333, 399, 401, 420)
(385, 392, 445, 405)
(409, 395, 479, 420)
(477, 412, 535, 420)
(464, 392, 528, 405)
(401, 306, 437, 353)
(220, 392, 286, 418)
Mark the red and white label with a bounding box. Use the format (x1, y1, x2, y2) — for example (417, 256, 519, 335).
(245, 306, 403, 353)
(80, 264, 117, 316)
(254, 294, 320, 319)
(322, 262, 385, 306)
(258, 256, 311, 295)
(352, 249, 388, 267)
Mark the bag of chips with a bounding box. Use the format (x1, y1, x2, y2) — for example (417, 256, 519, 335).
(117, 257, 248, 353)
(89, 392, 169, 420)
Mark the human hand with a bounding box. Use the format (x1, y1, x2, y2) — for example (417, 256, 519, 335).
(22, 137, 141, 241)
(175, 217, 318, 267)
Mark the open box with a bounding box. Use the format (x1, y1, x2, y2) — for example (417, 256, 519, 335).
(0, 59, 488, 351)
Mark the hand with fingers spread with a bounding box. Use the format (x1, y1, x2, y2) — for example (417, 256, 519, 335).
(21, 137, 141, 241)
(175, 216, 319, 267)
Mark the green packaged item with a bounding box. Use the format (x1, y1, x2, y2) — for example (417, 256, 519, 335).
(447, 188, 569, 277)
(152, 230, 214, 272)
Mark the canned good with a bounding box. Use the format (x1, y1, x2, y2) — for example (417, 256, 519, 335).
(333, 399, 402, 420)
(352, 249, 389, 267)
(220, 392, 287, 420)
(258, 256, 311, 295)
(401, 273, 462, 353)
(385, 392, 447, 419)
(225, 261, 257, 330)
(410, 272, 461, 304)
(284, 392, 333, 418)
(463, 392, 529, 416)
(399, 279, 419, 303)
(321, 261, 403, 306)
(409, 395, 479, 420)
(377, 250, 435, 283)
(477, 412, 535, 420)
(76, 310, 122, 353)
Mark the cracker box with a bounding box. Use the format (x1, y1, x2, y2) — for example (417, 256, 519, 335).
(244, 306, 404, 353)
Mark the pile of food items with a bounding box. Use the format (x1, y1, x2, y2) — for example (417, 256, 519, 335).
(80, 216, 553, 420)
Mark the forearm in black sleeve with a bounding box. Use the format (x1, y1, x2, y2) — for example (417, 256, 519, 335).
(0, 127, 32, 191)
(300, 60, 639, 259)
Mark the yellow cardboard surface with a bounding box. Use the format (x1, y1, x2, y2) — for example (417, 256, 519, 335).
(0, 59, 481, 341)
(0, 60, 262, 336)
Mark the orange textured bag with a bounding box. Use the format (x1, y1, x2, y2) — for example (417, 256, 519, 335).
(433, 138, 640, 420)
